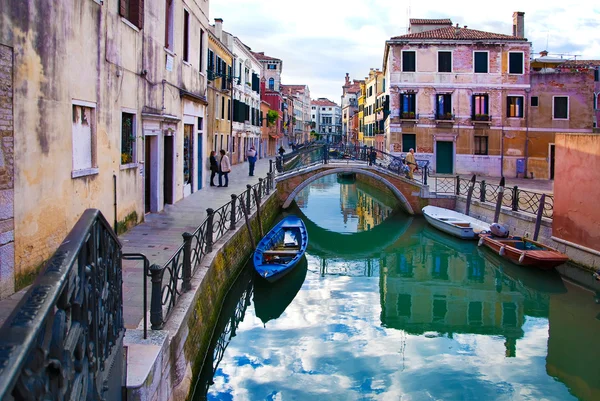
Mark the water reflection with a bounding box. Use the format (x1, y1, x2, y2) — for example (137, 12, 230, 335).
(194, 175, 600, 401)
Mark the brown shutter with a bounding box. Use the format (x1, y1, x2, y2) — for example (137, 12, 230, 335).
(119, 0, 127, 17)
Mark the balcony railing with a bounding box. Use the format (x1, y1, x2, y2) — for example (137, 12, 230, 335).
(435, 112, 455, 121)
(400, 112, 418, 120)
(472, 114, 491, 123)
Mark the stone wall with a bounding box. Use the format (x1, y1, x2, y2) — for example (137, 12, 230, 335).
(0, 44, 13, 299)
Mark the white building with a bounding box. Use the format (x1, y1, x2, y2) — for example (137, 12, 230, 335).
(311, 98, 342, 143)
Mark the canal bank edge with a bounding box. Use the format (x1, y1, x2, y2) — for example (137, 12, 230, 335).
(123, 192, 281, 401)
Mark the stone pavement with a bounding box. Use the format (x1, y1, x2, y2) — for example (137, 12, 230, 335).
(120, 158, 273, 329)
(456, 174, 554, 194)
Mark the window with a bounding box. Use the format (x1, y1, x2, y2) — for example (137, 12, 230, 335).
(474, 136, 488, 155)
(468, 302, 483, 326)
(438, 51, 452, 72)
(595, 94, 600, 110)
(119, 0, 144, 29)
(509, 52, 524, 74)
(396, 294, 411, 317)
(221, 96, 225, 119)
(472, 94, 489, 120)
(400, 93, 416, 118)
(268, 78, 274, 90)
(121, 112, 136, 165)
(432, 298, 447, 323)
(402, 51, 416, 72)
(268, 64, 277, 70)
(227, 99, 231, 120)
(183, 9, 190, 62)
(531, 96, 539, 107)
(207, 49, 214, 76)
(595, 68, 599, 81)
(436, 93, 452, 119)
(72, 103, 97, 177)
(474, 51, 488, 73)
(507, 96, 523, 118)
(553, 96, 569, 119)
(199, 30, 204, 71)
(197, 117, 203, 131)
(165, 0, 174, 50)
(502, 303, 517, 327)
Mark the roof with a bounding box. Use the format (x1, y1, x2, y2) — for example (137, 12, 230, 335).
(252, 51, 281, 62)
(311, 98, 339, 107)
(281, 84, 308, 94)
(391, 26, 526, 41)
(558, 60, 600, 68)
(409, 18, 452, 25)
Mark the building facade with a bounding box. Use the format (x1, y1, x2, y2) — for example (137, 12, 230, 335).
(0, 0, 210, 296)
(281, 85, 312, 145)
(311, 98, 342, 143)
(383, 13, 597, 178)
(363, 69, 384, 148)
(254, 52, 285, 147)
(206, 24, 233, 165)
(341, 74, 362, 144)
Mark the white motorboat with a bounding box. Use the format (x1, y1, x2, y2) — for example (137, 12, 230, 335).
(422, 205, 490, 240)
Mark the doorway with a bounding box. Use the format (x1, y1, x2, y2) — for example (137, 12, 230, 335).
(197, 133, 203, 190)
(183, 124, 193, 196)
(549, 144, 555, 180)
(164, 135, 174, 205)
(436, 141, 454, 174)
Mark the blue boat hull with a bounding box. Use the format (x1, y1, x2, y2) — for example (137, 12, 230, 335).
(253, 215, 308, 283)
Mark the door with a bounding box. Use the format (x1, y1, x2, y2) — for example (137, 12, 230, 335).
(183, 124, 193, 196)
(145, 136, 152, 214)
(164, 136, 174, 205)
(549, 144, 555, 180)
(402, 134, 416, 152)
(436, 141, 454, 174)
(197, 134, 203, 190)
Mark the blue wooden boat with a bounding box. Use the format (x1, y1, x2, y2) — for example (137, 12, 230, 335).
(253, 215, 308, 283)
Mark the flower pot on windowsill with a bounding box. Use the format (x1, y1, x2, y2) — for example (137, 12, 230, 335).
(473, 114, 491, 122)
(436, 113, 454, 122)
(401, 112, 416, 120)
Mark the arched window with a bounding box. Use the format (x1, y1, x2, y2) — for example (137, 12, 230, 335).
(268, 78, 274, 90)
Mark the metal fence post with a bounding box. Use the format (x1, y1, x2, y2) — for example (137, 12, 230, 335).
(269, 159, 274, 173)
(182, 232, 192, 292)
(423, 165, 428, 186)
(258, 178, 263, 202)
(480, 180, 486, 202)
(512, 186, 519, 211)
(149, 263, 164, 330)
(206, 208, 214, 253)
(456, 176, 460, 195)
(230, 195, 237, 230)
(266, 173, 271, 195)
(246, 185, 252, 211)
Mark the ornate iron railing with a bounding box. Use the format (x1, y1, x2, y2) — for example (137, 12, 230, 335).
(0, 209, 124, 400)
(433, 176, 554, 219)
(147, 172, 275, 329)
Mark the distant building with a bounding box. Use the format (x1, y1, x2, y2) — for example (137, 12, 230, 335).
(341, 74, 363, 144)
(363, 69, 384, 149)
(311, 98, 342, 143)
(383, 13, 598, 178)
(254, 52, 285, 147)
(281, 85, 312, 144)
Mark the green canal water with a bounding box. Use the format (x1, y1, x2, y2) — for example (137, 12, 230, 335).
(193, 175, 600, 401)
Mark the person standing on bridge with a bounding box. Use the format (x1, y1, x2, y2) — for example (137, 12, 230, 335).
(405, 148, 416, 179)
(247, 145, 257, 176)
(218, 149, 231, 187)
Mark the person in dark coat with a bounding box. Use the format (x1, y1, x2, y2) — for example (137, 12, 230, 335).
(369, 147, 377, 166)
(279, 146, 285, 157)
(209, 150, 218, 186)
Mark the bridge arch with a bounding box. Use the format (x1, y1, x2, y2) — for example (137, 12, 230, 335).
(281, 167, 415, 214)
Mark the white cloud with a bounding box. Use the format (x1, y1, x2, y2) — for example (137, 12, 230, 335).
(210, 1, 599, 102)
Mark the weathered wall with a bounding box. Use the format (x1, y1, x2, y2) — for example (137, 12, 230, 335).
(0, 44, 14, 298)
(553, 134, 600, 252)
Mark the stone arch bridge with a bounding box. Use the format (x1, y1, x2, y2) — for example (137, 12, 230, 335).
(276, 162, 438, 215)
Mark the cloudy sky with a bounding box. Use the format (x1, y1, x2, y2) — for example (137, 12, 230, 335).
(210, 1, 599, 104)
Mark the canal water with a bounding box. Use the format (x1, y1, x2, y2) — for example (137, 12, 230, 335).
(192, 174, 600, 401)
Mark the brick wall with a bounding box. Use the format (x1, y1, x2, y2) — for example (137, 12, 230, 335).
(0, 44, 14, 299)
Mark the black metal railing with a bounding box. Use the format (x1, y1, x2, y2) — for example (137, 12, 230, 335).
(0, 209, 125, 400)
(275, 143, 430, 186)
(433, 175, 554, 219)
(147, 172, 275, 329)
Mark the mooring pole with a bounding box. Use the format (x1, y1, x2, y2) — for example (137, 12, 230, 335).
(252, 187, 264, 238)
(494, 177, 506, 223)
(533, 194, 546, 241)
(239, 197, 255, 248)
(465, 175, 476, 216)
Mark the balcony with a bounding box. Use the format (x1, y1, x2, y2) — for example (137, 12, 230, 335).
(472, 114, 492, 125)
(400, 111, 418, 122)
(435, 112, 455, 124)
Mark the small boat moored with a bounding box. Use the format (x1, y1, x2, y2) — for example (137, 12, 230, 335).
(422, 205, 490, 240)
(478, 233, 569, 270)
(253, 215, 308, 283)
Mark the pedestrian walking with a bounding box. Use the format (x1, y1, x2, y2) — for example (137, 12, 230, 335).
(209, 150, 218, 186)
(405, 148, 416, 179)
(247, 145, 257, 176)
(278, 145, 285, 157)
(369, 147, 377, 166)
(218, 149, 231, 187)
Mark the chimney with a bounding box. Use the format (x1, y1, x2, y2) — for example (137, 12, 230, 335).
(512, 12, 525, 38)
(540, 50, 548, 57)
(214, 18, 223, 41)
(345, 73, 350, 86)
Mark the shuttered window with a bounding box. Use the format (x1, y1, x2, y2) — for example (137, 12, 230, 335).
(120, 0, 144, 29)
(553, 97, 568, 119)
(509, 52, 524, 74)
(474, 52, 488, 73)
(438, 51, 452, 73)
(402, 51, 416, 72)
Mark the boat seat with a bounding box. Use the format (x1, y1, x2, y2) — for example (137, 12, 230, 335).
(452, 222, 471, 228)
(262, 250, 299, 256)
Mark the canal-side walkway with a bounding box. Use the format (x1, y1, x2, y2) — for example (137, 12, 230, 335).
(456, 174, 554, 194)
(120, 158, 272, 329)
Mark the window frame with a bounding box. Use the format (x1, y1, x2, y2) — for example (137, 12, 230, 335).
(473, 51, 489, 74)
(438, 50, 452, 73)
(268, 77, 274, 90)
(120, 109, 137, 168)
(182, 9, 190, 63)
(552, 96, 569, 120)
(531, 96, 539, 107)
(399, 92, 416, 118)
(71, 100, 99, 178)
(435, 93, 453, 119)
(508, 51, 525, 75)
(474, 135, 488, 155)
(507, 95, 524, 118)
(164, 0, 174, 51)
(402, 50, 416, 72)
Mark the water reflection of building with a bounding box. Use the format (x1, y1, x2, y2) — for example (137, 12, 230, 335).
(546, 280, 600, 401)
(381, 228, 525, 357)
(339, 182, 358, 224)
(356, 187, 394, 232)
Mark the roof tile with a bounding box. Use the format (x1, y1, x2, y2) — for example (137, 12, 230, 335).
(392, 26, 526, 41)
(409, 18, 452, 25)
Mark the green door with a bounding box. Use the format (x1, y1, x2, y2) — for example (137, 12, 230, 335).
(402, 134, 416, 152)
(436, 141, 454, 174)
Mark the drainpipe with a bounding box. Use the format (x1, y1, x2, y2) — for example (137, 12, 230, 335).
(113, 173, 118, 233)
(524, 88, 530, 178)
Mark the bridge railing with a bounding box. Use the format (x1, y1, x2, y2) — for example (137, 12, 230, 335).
(0, 209, 124, 400)
(433, 175, 554, 219)
(145, 171, 274, 330)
